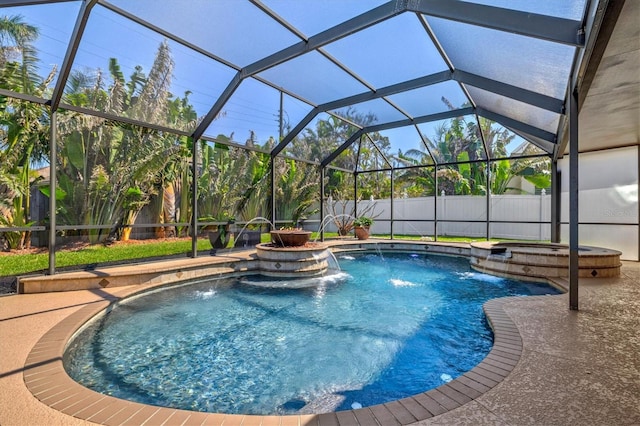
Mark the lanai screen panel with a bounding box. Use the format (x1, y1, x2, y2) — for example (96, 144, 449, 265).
(467, 86, 561, 135)
(355, 136, 391, 172)
(425, 16, 576, 100)
(462, 0, 587, 20)
(204, 78, 313, 148)
(328, 141, 359, 172)
(509, 129, 556, 155)
(417, 116, 487, 164)
(386, 81, 469, 118)
(53, 111, 191, 233)
(279, 94, 317, 138)
(63, 4, 238, 132)
(262, 0, 388, 37)
(372, 126, 431, 169)
(481, 122, 548, 159)
(257, 51, 370, 105)
(322, 13, 448, 89)
(273, 157, 320, 225)
(108, 0, 301, 68)
(0, 2, 80, 95)
(204, 78, 280, 145)
(330, 100, 407, 127)
(283, 113, 360, 165)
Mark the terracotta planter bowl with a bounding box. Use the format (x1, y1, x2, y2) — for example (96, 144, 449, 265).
(270, 230, 312, 247)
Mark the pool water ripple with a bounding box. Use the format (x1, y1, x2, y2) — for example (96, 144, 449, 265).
(64, 253, 561, 415)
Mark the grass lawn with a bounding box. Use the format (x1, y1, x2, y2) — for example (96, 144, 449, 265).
(0, 233, 526, 277)
(0, 238, 210, 277)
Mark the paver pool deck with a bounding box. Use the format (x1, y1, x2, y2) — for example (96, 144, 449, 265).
(0, 253, 638, 425)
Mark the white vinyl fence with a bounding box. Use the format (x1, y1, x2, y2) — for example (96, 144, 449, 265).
(308, 194, 551, 241)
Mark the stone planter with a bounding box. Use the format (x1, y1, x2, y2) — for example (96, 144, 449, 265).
(208, 224, 233, 249)
(270, 230, 311, 247)
(234, 230, 262, 248)
(256, 243, 330, 277)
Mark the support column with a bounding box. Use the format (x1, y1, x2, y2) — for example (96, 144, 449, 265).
(434, 166, 438, 241)
(48, 111, 57, 275)
(354, 172, 358, 219)
(569, 87, 579, 311)
(390, 169, 394, 239)
(190, 137, 198, 257)
(320, 167, 325, 242)
(271, 155, 276, 230)
(551, 160, 561, 243)
(486, 160, 491, 240)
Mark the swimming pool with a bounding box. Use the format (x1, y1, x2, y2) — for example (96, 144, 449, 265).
(63, 252, 561, 415)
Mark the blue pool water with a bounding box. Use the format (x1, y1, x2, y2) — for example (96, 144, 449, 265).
(64, 253, 561, 415)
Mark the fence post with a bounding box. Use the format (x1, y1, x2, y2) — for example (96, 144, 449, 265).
(540, 188, 546, 240)
(390, 169, 394, 239)
(441, 190, 446, 237)
(320, 166, 325, 242)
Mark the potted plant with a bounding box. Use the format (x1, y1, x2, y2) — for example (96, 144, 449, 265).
(207, 215, 235, 250)
(327, 190, 379, 237)
(353, 216, 373, 240)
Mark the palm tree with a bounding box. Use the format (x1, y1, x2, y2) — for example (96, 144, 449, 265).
(274, 157, 319, 226)
(480, 118, 550, 194)
(0, 15, 55, 248)
(55, 41, 189, 242)
(395, 119, 480, 197)
(235, 132, 271, 223)
(0, 14, 40, 90)
(394, 149, 436, 197)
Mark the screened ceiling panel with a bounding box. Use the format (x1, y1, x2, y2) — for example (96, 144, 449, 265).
(386, 80, 469, 118)
(322, 13, 449, 89)
(283, 113, 360, 164)
(205, 78, 314, 147)
(261, 0, 388, 38)
(330, 99, 407, 126)
(426, 16, 576, 100)
(374, 126, 427, 164)
(280, 94, 316, 139)
(417, 116, 487, 163)
(462, 0, 587, 20)
(204, 78, 281, 146)
(327, 140, 358, 171)
(0, 2, 80, 94)
(108, 0, 301, 68)
(256, 51, 370, 105)
(506, 139, 548, 158)
(66, 5, 237, 131)
(466, 86, 560, 134)
(481, 122, 548, 159)
(389, 127, 436, 168)
(70, 6, 162, 74)
(1, 0, 606, 169)
(509, 128, 557, 154)
(356, 136, 392, 172)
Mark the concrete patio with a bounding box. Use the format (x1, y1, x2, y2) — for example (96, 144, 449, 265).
(0, 261, 638, 425)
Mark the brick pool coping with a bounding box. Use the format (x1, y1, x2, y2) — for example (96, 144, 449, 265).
(22, 243, 545, 425)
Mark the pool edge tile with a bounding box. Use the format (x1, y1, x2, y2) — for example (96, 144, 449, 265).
(22, 250, 529, 426)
